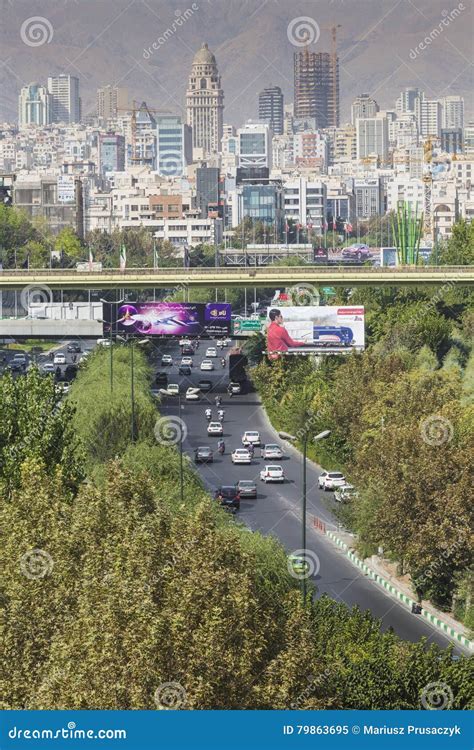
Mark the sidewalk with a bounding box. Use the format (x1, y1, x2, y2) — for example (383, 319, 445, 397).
(324, 527, 472, 652)
(256, 395, 473, 652)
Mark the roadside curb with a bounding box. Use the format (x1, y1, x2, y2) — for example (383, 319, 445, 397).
(325, 529, 473, 652)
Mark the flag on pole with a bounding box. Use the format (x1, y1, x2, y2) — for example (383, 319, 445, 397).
(88, 247, 94, 272)
(120, 244, 127, 271)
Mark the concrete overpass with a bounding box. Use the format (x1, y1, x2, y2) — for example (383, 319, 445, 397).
(0, 265, 472, 290)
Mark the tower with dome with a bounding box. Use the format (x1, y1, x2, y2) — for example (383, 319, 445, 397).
(186, 43, 224, 156)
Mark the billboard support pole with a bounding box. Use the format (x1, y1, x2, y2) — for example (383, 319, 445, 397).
(130, 338, 136, 443)
(179, 394, 184, 503)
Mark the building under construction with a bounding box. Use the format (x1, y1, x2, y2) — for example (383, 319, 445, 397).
(294, 48, 339, 128)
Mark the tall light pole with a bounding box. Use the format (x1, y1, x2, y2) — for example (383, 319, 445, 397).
(99, 297, 124, 392)
(117, 335, 148, 442)
(159, 388, 185, 503)
(279, 428, 331, 603)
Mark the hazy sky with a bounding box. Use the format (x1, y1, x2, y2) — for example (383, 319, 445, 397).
(2, 0, 472, 124)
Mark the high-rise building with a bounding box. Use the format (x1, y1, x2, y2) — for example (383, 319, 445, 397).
(98, 133, 125, 175)
(186, 43, 224, 156)
(396, 88, 422, 114)
(156, 115, 192, 177)
(237, 122, 272, 170)
(415, 95, 442, 137)
(196, 166, 221, 218)
(18, 83, 52, 128)
(356, 115, 389, 163)
(441, 128, 463, 154)
(47, 75, 81, 124)
(258, 85, 284, 135)
(351, 94, 379, 125)
(463, 121, 474, 157)
(294, 48, 339, 128)
(442, 96, 464, 130)
(96, 85, 128, 121)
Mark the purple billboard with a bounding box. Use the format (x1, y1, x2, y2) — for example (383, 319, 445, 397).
(103, 302, 231, 337)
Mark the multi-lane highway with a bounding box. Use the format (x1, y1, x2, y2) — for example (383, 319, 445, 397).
(2, 335, 467, 653)
(152, 337, 468, 654)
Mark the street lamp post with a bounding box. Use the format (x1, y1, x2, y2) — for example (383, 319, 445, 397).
(279, 428, 331, 603)
(159, 388, 185, 503)
(117, 335, 148, 442)
(99, 297, 124, 392)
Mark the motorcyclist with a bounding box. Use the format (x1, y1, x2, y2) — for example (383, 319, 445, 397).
(221, 357, 226, 368)
(217, 439, 225, 454)
(217, 409, 225, 421)
(215, 395, 221, 407)
(248, 443, 254, 458)
(205, 408, 212, 421)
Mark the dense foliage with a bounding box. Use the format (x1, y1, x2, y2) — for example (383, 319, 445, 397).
(1, 350, 472, 710)
(252, 282, 474, 625)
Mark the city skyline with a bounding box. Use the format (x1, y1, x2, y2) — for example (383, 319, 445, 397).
(1, 0, 472, 126)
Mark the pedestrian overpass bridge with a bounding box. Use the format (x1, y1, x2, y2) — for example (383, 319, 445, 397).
(0, 265, 472, 290)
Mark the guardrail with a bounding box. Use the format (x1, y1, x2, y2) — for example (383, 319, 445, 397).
(0, 265, 471, 276)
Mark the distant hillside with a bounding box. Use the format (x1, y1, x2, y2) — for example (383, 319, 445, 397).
(1, 0, 472, 125)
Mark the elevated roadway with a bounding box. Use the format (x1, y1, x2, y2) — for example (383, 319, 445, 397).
(0, 265, 472, 290)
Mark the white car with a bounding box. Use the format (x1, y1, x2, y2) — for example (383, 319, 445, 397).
(242, 430, 261, 447)
(260, 465, 285, 483)
(41, 363, 56, 374)
(185, 387, 200, 401)
(216, 339, 225, 348)
(161, 355, 173, 366)
(53, 353, 66, 365)
(334, 484, 358, 503)
(96, 338, 111, 347)
(181, 356, 193, 367)
(206, 347, 217, 358)
(262, 443, 283, 460)
(208, 421, 223, 436)
(179, 338, 189, 346)
(223, 338, 232, 346)
(318, 471, 346, 491)
(228, 382, 242, 395)
(167, 383, 180, 396)
(200, 359, 214, 371)
(231, 448, 252, 464)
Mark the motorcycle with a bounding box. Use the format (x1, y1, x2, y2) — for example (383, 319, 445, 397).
(205, 410, 212, 421)
(217, 410, 225, 422)
(217, 440, 225, 455)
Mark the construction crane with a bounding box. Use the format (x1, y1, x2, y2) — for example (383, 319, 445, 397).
(116, 101, 170, 164)
(422, 137, 434, 242)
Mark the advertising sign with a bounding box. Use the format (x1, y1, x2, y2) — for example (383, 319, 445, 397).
(57, 175, 76, 204)
(103, 302, 231, 337)
(266, 306, 365, 352)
